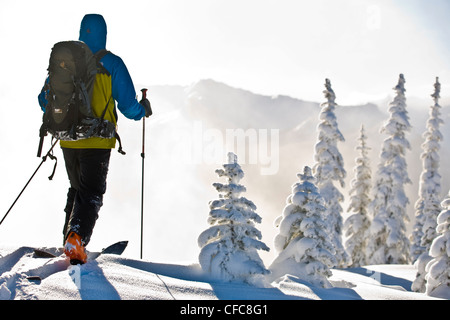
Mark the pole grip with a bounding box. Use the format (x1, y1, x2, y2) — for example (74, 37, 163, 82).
(37, 136, 44, 158)
(141, 88, 148, 100)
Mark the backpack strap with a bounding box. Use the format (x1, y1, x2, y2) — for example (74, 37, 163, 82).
(99, 95, 126, 155)
(94, 49, 117, 123)
(94, 49, 111, 76)
(100, 95, 112, 121)
(92, 49, 126, 155)
(115, 131, 126, 155)
(95, 49, 110, 60)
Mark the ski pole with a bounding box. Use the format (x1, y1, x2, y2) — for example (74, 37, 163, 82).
(1, 139, 59, 227)
(140, 88, 147, 259)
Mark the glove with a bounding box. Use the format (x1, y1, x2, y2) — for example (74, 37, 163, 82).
(140, 98, 152, 118)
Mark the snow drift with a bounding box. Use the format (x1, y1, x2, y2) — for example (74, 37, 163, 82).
(0, 244, 445, 301)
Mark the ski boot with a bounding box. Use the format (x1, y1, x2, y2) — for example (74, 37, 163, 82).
(64, 231, 87, 265)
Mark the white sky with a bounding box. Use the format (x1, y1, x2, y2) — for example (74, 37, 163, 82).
(1, 0, 449, 105)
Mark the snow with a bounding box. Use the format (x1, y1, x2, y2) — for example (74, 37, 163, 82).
(0, 245, 444, 301)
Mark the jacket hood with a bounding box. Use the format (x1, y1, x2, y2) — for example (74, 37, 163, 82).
(79, 14, 107, 54)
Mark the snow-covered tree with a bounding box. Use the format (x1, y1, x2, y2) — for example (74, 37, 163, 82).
(411, 77, 443, 261)
(270, 166, 337, 288)
(344, 125, 372, 267)
(411, 77, 444, 292)
(313, 78, 351, 268)
(424, 192, 450, 298)
(367, 74, 411, 265)
(198, 152, 270, 282)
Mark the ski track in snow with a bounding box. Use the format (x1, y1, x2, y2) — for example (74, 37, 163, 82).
(0, 247, 70, 299)
(0, 245, 446, 300)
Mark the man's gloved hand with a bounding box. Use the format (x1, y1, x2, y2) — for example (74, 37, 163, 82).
(140, 98, 152, 118)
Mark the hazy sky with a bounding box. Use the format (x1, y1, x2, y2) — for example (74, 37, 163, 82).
(1, 0, 449, 105)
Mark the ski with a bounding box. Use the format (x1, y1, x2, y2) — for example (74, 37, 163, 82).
(88, 240, 128, 260)
(34, 240, 128, 259)
(26, 276, 42, 281)
(28, 241, 128, 281)
(33, 248, 60, 258)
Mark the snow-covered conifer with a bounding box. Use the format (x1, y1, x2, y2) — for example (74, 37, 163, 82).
(411, 77, 444, 292)
(411, 77, 443, 262)
(367, 74, 411, 265)
(270, 166, 337, 288)
(424, 192, 450, 298)
(344, 125, 372, 267)
(313, 78, 351, 268)
(198, 153, 270, 282)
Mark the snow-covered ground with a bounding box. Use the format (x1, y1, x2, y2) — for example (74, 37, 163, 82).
(0, 245, 444, 301)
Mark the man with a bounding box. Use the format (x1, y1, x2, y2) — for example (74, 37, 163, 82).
(38, 14, 151, 264)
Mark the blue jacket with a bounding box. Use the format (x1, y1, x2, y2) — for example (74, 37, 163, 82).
(38, 14, 145, 121)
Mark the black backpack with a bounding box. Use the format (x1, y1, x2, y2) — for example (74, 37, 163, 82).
(38, 41, 124, 157)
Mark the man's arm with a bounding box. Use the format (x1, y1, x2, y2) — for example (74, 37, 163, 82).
(102, 54, 146, 120)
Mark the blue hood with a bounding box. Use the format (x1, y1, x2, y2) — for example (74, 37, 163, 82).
(79, 14, 107, 54)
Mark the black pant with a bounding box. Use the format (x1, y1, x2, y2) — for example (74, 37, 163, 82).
(62, 148, 111, 246)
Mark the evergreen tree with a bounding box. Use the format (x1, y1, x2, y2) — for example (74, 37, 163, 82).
(313, 78, 351, 268)
(270, 166, 337, 288)
(411, 77, 443, 261)
(367, 74, 411, 264)
(344, 125, 372, 267)
(412, 77, 444, 292)
(198, 152, 270, 282)
(425, 191, 450, 298)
